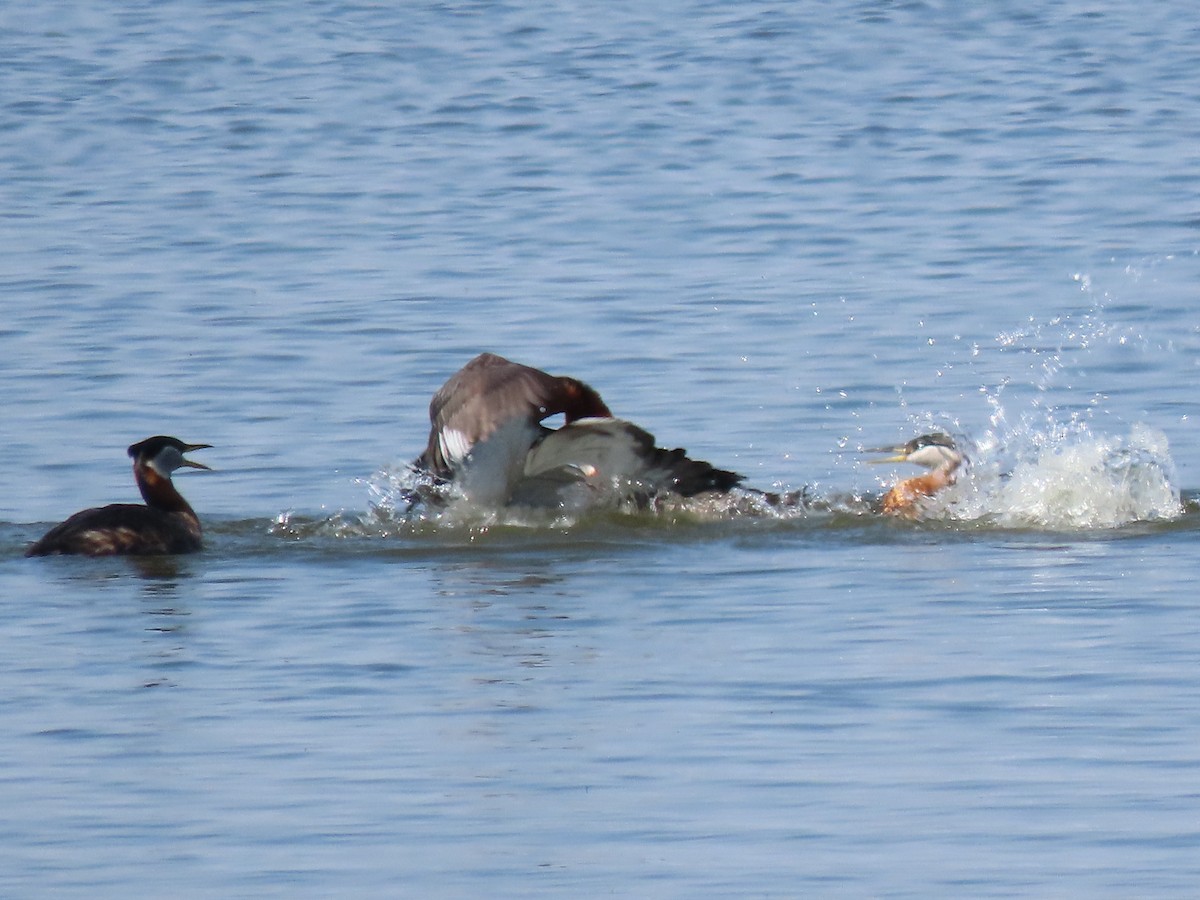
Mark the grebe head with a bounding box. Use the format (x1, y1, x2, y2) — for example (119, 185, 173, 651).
(128, 436, 212, 478)
(866, 432, 964, 470)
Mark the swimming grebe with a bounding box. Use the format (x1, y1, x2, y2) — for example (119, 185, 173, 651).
(26, 436, 211, 557)
(867, 432, 964, 517)
(415, 353, 740, 508)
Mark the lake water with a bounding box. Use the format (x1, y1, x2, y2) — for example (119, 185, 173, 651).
(3, 1, 1200, 896)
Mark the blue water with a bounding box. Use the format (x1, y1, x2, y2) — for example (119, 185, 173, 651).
(4, 1, 1200, 895)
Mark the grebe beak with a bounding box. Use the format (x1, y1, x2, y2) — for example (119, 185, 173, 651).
(863, 444, 909, 464)
(181, 443, 213, 470)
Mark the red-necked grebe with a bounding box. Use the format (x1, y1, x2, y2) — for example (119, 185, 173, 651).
(867, 432, 964, 517)
(26, 436, 211, 556)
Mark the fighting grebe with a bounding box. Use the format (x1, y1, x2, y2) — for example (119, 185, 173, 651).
(26, 436, 211, 557)
(415, 353, 740, 507)
(419, 352, 613, 481)
(867, 432, 964, 517)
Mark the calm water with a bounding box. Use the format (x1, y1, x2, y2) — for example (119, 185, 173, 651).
(3, 1, 1200, 896)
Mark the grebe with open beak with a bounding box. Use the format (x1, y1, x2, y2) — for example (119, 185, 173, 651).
(26, 436, 211, 556)
(867, 432, 965, 517)
(414, 353, 741, 508)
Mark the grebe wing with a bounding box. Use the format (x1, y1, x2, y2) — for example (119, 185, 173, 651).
(26, 504, 199, 556)
(421, 353, 609, 476)
(519, 418, 742, 502)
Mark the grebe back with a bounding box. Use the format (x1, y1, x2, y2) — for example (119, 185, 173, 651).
(26, 436, 211, 557)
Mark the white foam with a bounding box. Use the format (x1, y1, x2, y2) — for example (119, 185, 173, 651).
(944, 423, 1181, 530)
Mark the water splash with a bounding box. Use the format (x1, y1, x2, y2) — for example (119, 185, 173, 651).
(990, 425, 1179, 528)
(330, 408, 1184, 536)
(314, 268, 1187, 537)
(916, 422, 1182, 530)
(356, 461, 830, 529)
(902, 265, 1186, 529)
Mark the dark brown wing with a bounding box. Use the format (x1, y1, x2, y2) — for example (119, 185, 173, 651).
(419, 353, 611, 477)
(26, 504, 202, 556)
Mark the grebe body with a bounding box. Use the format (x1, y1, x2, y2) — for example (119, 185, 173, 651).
(513, 416, 742, 508)
(27, 436, 211, 557)
(868, 433, 964, 517)
(416, 354, 740, 508)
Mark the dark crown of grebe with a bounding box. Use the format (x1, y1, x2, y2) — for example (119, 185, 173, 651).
(26, 436, 211, 557)
(905, 432, 957, 452)
(128, 435, 212, 473)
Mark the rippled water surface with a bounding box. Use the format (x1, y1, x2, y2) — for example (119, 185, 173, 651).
(4, 1, 1200, 896)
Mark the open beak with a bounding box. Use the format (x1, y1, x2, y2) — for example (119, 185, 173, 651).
(181, 443, 213, 470)
(863, 444, 908, 465)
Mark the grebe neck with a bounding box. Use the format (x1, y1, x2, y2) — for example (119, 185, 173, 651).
(135, 463, 196, 517)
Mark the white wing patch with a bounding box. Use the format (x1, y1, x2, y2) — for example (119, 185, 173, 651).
(438, 428, 474, 469)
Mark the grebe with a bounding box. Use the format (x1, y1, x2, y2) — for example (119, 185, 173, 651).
(867, 432, 965, 517)
(415, 353, 740, 508)
(26, 436, 211, 557)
